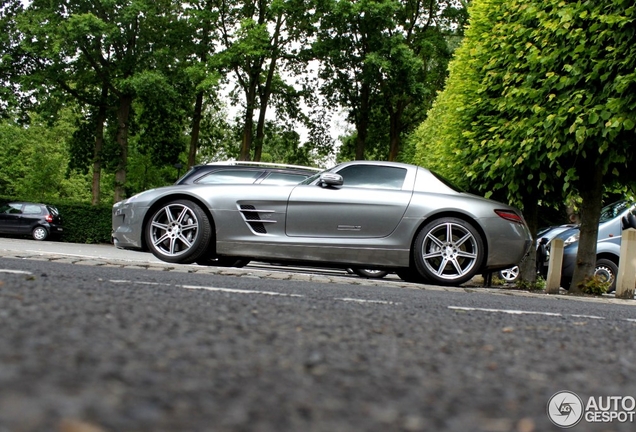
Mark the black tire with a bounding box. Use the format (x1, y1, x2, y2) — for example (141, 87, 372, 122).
(196, 257, 251, 268)
(145, 199, 212, 264)
(32, 226, 48, 241)
(413, 217, 484, 286)
(351, 268, 389, 279)
(396, 268, 429, 283)
(595, 258, 618, 292)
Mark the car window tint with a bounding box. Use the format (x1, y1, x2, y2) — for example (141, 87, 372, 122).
(260, 172, 308, 185)
(0, 204, 22, 214)
(196, 169, 262, 184)
(23, 204, 43, 215)
(336, 165, 407, 189)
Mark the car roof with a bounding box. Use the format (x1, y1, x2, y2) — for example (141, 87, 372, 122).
(176, 161, 322, 185)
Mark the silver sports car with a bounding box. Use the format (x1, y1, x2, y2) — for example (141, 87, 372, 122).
(112, 161, 532, 286)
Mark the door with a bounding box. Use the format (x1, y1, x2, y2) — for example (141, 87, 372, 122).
(0, 203, 23, 233)
(19, 203, 45, 234)
(285, 164, 412, 238)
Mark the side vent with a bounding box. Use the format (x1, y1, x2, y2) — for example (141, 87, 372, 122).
(240, 204, 267, 234)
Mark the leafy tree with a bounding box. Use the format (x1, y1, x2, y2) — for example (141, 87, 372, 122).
(0, 111, 100, 202)
(215, 0, 317, 161)
(14, 0, 189, 203)
(414, 0, 636, 289)
(315, 0, 465, 162)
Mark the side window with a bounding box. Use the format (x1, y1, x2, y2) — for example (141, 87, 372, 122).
(260, 172, 308, 185)
(195, 169, 262, 184)
(0, 204, 22, 214)
(23, 205, 43, 215)
(336, 165, 407, 190)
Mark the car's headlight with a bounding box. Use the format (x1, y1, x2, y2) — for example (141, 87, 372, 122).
(563, 232, 580, 246)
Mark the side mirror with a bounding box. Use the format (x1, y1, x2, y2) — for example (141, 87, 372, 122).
(318, 173, 343, 187)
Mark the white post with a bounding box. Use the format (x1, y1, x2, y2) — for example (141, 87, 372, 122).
(615, 228, 636, 299)
(545, 238, 564, 294)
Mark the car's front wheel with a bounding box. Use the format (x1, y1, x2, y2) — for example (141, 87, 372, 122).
(595, 258, 618, 292)
(145, 199, 212, 264)
(413, 217, 483, 286)
(32, 226, 48, 241)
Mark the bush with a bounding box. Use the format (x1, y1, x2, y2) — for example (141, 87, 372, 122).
(0, 195, 112, 244)
(577, 275, 610, 296)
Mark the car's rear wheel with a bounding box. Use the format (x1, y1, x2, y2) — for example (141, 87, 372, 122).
(413, 217, 483, 286)
(594, 258, 618, 292)
(32, 226, 48, 241)
(145, 199, 211, 264)
(351, 268, 389, 279)
(396, 268, 429, 283)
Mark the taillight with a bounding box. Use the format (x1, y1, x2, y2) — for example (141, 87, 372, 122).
(45, 214, 53, 223)
(495, 209, 524, 224)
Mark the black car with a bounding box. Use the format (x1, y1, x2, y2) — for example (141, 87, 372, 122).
(0, 202, 63, 241)
(175, 161, 322, 186)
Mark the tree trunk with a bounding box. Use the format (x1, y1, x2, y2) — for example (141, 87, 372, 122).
(519, 195, 539, 283)
(240, 78, 258, 161)
(188, 91, 203, 168)
(114, 95, 133, 203)
(387, 104, 405, 161)
(355, 83, 370, 160)
(569, 159, 605, 294)
(91, 82, 108, 206)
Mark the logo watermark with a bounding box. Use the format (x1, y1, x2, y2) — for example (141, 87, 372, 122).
(547, 391, 584, 428)
(547, 391, 636, 428)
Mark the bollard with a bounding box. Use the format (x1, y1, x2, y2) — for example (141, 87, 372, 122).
(615, 228, 636, 299)
(545, 238, 564, 294)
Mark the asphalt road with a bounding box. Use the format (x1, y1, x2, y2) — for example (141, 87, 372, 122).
(1, 239, 636, 431)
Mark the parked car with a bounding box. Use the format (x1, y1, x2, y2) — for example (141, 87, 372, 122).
(0, 202, 63, 241)
(175, 161, 321, 186)
(555, 200, 634, 291)
(498, 224, 576, 282)
(113, 161, 531, 286)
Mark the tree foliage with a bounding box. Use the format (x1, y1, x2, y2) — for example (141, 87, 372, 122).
(414, 0, 636, 287)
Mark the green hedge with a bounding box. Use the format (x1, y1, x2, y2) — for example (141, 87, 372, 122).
(0, 195, 112, 244)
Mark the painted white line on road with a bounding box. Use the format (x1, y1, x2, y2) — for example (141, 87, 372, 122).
(181, 285, 305, 298)
(336, 298, 400, 305)
(0, 269, 33, 275)
(448, 306, 562, 317)
(448, 307, 636, 323)
(110, 280, 169, 286)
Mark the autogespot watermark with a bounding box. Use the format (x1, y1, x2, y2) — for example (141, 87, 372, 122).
(547, 390, 636, 428)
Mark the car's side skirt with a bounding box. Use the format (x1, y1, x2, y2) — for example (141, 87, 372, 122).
(216, 241, 410, 267)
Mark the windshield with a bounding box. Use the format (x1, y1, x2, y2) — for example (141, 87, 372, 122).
(299, 169, 329, 185)
(599, 200, 631, 224)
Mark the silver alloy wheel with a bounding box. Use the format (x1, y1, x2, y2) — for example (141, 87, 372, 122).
(351, 268, 389, 279)
(499, 266, 520, 282)
(149, 203, 201, 258)
(32, 226, 48, 241)
(418, 220, 480, 282)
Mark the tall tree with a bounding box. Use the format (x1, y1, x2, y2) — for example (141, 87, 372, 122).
(15, 0, 185, 203)
(216, 0, 316, 161)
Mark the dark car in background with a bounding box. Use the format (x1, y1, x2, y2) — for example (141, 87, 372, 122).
(175, 161, 322, 186)
(0, 202, 63, 241)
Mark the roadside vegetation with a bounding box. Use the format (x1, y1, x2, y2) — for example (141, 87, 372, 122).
(1, 0, 635, 290)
